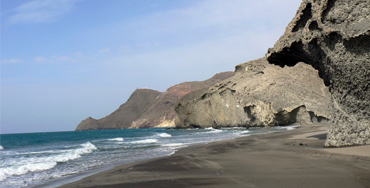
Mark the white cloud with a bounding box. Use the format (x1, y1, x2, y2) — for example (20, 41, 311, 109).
(7, 0, 81, 24)
(1, 59, 21, 64)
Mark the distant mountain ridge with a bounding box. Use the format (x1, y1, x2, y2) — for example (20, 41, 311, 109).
(75, 72, 234, 130)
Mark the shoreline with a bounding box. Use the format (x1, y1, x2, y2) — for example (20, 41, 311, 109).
(40, 127, 251, 188)
(58, 124, 370, 188)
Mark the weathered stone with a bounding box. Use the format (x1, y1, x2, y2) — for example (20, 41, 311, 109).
(75, 72, 233, 130)
(266, 0, 370, 146)
(76, 89, 161, 130)
(175, 58, 332, 129)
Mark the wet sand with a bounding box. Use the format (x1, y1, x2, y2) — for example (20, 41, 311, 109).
(59, 124, 370, 188)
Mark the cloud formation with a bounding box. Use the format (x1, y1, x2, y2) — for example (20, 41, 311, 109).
(1, 59, 21, 64)
(7, 0, 81, 24)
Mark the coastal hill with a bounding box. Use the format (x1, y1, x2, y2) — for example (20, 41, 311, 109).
(76, 72, 234, 130)
(266, 0, 369, 147)
(77, 0, 369, 147)
(175, 58, 332, 128)
(176, 0, 369, 147)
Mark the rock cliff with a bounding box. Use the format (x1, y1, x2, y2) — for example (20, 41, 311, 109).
(76, 89, 161, 130)
(175, 58, 332, 128)
(266, 0, 370, 146)
(76, 72, 233, 130)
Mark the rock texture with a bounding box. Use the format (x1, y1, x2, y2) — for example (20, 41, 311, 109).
(76, 72, 233, 130)
(266, 0, 370, 146)
(76, 89, 161, 130)
(175, 58, 332, 129)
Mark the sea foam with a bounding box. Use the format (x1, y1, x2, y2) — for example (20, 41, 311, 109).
(54, 142, 97, 163)
(132, 139, 158, 144)
(162, 143, 184, 147)
(158, 133, 172, 138)
(208, 129, 223, 133)
(0, 145, 3, 150)
(0, 161, 57, 181)
(204, 127, 223, 133)
(239, 130, 251, 135)
(0, 142, 97, 182)
(108, 138, 124, 142)
(277, 125, 300, 131)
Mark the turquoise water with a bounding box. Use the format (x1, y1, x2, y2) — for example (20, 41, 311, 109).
(0, 126, 296, 187)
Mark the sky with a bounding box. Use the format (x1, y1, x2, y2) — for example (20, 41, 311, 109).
(1, 0, 302, 134)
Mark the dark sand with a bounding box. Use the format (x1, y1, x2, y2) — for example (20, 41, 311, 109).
(59, 124, 370, 188)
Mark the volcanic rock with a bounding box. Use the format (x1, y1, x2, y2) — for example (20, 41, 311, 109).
(266, 0, 370, 146)
(76, 72, 233, 130)
(175, 58, 332, 128)
(76, 89, 161, 130)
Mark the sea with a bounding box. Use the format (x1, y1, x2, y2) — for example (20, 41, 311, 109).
(0, 126, 297, 188)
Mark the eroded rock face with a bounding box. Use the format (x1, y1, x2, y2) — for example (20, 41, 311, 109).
(129, 72, 234, 129)
(76, 89, 161, 130)
(75, 72, 233, 130)
(175, 58, 332, 129)
(266, 0, 370, 146)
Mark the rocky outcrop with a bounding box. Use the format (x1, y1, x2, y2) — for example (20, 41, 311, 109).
(76, 89, 161, 130)
(76, 72, 234, 130)
(266, 0, 370, 146)
(175, 58, 332, 128)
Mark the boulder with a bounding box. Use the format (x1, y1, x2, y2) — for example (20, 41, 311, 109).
(175, 58, 332, 128)
(266, 0, 370, 146)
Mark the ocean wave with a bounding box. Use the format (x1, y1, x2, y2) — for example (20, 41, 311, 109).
(0, 145, 3, 150)
(277, 125, 300, 131)
(131, 139, 158, 144)
(162, 143, 184, 147)
(0, 162, 57, 182)
(17, 149, 65, 155)
(0, 142, 97, 182)
(108, 137, 124, 142)
(207, 129, 223, 133)
(158, 133, 172, 138)
(203, 127, 223, 133)
(239, 130, 251, 134)
(53, 142, 97, 163)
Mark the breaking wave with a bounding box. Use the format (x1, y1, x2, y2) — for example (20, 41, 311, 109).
(207, 129, 223, 133)
(131, 139, 158, 144)
(277, 125, 300, 131)
(0, 142, 97, 182)
(158, 133, 172, 137)
(239, 130, 251, 135)
(108, 138, 124, 142)
(162, 143, 185, 147)
(0, 145, 3, 150)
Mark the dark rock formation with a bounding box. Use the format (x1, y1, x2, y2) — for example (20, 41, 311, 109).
(76, 89, 161, 130)
(130, 72, 234, 128)
(175, 58, 332, 129)
(266, 0, 370, 146)
(76, 72, 233, 130)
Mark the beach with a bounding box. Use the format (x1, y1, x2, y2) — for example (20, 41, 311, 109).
(59, 124, 370, 188)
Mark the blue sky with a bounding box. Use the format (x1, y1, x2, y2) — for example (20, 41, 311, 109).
(1, 0, 301, 133)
